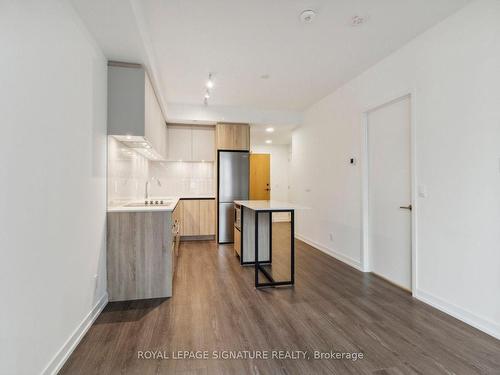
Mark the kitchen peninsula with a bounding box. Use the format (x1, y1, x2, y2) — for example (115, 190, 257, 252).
(107, 199, 181, 301)
(234, 200, 304, 288)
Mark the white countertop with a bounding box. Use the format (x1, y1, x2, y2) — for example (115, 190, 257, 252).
(108, 195, 216, 213)
(107, 197, 180, 213)
(234, 200, 307, 211)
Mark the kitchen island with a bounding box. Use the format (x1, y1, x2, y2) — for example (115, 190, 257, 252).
(234, 200, 304, 288)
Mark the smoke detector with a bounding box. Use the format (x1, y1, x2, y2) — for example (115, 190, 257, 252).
(300, 10, 316, 24)
(351, 15, 367, 26)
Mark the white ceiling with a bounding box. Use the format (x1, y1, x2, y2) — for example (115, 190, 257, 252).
(72, 0, 470, 111)
(250, 124, 296, 146)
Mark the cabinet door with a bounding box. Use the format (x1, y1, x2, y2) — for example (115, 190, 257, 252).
(168, 127, 193, 161)
(173, 200, 182, 232)
(199, 200, 215, 235)
(215, 123, 250, 150)
(156, 100, 167, 159)
(234, 227, 241, 256)
(144, 75, 167, 159)
(181, 199, 200, 235)
(192, 127, 215, 161)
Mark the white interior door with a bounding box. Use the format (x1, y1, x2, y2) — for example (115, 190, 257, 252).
(368, 96, 412, 290)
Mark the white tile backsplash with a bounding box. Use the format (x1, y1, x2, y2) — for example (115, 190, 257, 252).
(148, 160, 215, 197)
(107, 137, 215, 204)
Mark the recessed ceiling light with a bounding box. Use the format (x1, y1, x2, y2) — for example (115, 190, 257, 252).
(126, 135, 132, 140)
(300, 9, 316, 24)
(265, 140, 272, 144)
(260, 74, 270, 80)
(266, 127, 274, 133)
(204, 92, 210, 99)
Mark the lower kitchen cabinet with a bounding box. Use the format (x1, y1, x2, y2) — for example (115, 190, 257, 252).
(199, 199, 216, 235)
(107, 211, 174, 302)
(179, 199, 215, 237)
(234, 227, 241, 256)
(181, 199, 200, 235)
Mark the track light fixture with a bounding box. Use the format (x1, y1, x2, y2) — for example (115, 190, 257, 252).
(204, 73, 214, 105)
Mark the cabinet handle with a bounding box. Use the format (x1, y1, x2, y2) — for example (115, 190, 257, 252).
(399, 204, 412, 210)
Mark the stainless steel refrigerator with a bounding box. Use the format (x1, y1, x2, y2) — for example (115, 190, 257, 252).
(218, 150, 249, 243)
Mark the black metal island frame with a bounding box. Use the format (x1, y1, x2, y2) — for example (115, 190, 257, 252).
(234, 200, 304, 288)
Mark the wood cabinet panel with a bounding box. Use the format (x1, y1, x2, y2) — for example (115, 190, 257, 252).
(216, 123, 250, 150)
(181, 199, 200, 235)
(199, 200, 215, 235)
(234, 227, 241, 256)
(173, 200, 182, 241)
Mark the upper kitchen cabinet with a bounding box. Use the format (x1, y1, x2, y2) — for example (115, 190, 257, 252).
(192, 126, 215, 161)
(215, 123, 250, 151)
(107, 62, 167, 160)
(167, 125, 215, 162)
(167, 126, 192, 161)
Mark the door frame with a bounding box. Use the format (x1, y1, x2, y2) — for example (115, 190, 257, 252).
(360, 91, 418, 294)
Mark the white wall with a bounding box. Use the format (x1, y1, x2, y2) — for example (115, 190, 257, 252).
(0, 1, 108, 374)
(290, 0, 500, 338)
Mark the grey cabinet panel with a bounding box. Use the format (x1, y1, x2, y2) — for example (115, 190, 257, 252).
(107, 211, 174, 301)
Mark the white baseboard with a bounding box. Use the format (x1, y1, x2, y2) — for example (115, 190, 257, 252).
(415, 289, 500, 340)
(295, 233, 499, 340)
(42, 293, 108, 375)
(295, 233, 362, 271)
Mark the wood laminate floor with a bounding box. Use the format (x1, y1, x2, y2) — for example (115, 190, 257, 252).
(60, 223, 500, 374)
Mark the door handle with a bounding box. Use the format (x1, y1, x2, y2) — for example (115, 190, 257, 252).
(399, 204, 412, 210)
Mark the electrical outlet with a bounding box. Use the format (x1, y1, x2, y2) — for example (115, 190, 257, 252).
(93, 274, 99, 290)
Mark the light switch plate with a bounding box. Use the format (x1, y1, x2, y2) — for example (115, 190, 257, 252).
(418, 184, 428, 198)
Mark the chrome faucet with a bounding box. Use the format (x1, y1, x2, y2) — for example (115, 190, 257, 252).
(145, 177, 161, 200)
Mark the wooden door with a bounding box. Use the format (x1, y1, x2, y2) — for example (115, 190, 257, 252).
(249, 154, 270, 200)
